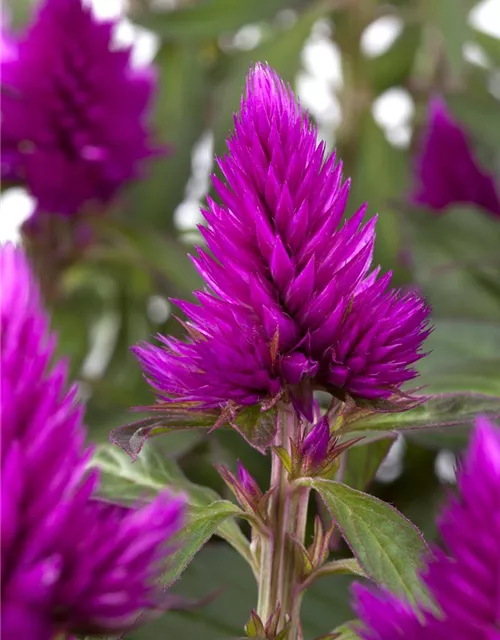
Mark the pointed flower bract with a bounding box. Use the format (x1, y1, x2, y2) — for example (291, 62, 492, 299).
(135, 64, 430, 421)
(410, 97, 500, 216)
(0, 244, 185, 639)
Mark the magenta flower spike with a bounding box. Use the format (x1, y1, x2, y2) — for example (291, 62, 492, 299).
(411, 97, 500, 216)
(135, 64, 430, 422)
(0, 243, 185, 639)
(0, 0, 160, 217)
(353, 416, 500, 639)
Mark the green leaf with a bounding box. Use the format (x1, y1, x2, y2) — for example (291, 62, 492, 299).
(423, 0, 469, 75)
(92, 442, 192, 501)
(91, 444, 251, 577)
(301, 478, 429, 606)
(163, 500, 246, 587)
(108, 404, 220, 459)
(342, 437, 395, 491)
(314, 558, 366, 580)
(230, 404, 278, 453)
(330, 622, 362, 639)
(139, 0, 303, 40)
(417, 319, 500, 396)
(245, 610, 266, 638)
(422, 319, 500, 370)
(341, 392, 500, 436)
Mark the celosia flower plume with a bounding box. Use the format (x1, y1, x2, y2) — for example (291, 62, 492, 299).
(135, 64, 430, 421)
(353, 415, 500, 639)
(411, 97, 500, 216)
(0, 243, 185, 639)
(1, 0, 159, 216)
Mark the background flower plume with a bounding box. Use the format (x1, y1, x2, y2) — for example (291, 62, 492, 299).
(0, 243, 185, 639)
(0, 0, 160, 217)
(411, 97, 500, 216)
(135, 63, 431, 420)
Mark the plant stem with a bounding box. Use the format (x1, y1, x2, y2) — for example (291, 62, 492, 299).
(256, 406, 310, 638)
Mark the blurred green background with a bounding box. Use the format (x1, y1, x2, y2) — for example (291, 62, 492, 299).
(3, 0, 500, 637)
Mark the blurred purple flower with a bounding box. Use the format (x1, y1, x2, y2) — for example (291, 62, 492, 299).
(353, 415, 500, 639)
(411, 97, 500, 216)
(0, 243, 185, 639)
(0, 0, 160, 217)
(135, 64, 430, 421)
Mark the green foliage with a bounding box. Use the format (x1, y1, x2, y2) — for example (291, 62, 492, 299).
(230, 404, 279, 453)
(127, 545, 357, 639)
(423, 0, 469, 75)
(92, 443, 252, 584)
(343, 392, 500, 437)
(302, 478, 430, 607)
(330, 623, 362, 640)
(406, 207, 500, 320)
(163, 500, 247, 587)
(127, 44, 210, 230)
(342, 438, 395, 491)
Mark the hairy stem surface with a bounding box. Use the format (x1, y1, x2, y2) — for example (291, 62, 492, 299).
(256, 406, 310, 638)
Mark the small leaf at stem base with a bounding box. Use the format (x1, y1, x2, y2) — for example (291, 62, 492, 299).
(327, 621, 364, 639)
(230, 403, 279, 453)
(273, 446, 293, 475)
(245, 610, 266, 638)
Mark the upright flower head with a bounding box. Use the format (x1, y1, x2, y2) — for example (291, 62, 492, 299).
(353, 415, 500, 639)
(0, 244, 185, 639)
(411, 97, 500, 216)
(1, 0, 159, 216)
(135, 64, 430, 422)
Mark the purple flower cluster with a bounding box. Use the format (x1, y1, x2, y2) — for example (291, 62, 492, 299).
(354, 416, 500, 639)
(0, 243, 185, 639)
(411, 97, 500, 216)
(1, 0, 159, 217)
(135, 64, 431, 421)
